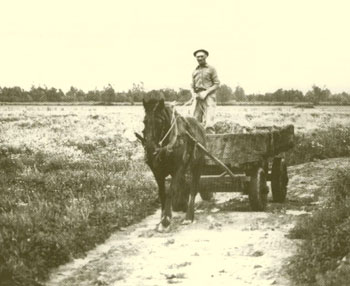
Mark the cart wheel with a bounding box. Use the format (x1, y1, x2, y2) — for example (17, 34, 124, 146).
(271, 158, 288, 202)
(248, 167, 268, 211)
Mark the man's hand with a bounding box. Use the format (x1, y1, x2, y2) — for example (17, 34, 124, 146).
(196, 90, 208, 100)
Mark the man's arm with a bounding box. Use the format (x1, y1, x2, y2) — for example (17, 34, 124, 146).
(191, 73, 196, 98)
(190, 71, 198, 100)
(204, 67, 220, 97)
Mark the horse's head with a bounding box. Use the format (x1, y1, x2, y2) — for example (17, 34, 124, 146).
(141, 98, 171, 154)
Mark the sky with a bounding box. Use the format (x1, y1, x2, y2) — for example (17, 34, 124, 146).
(1, 0, 350, 94)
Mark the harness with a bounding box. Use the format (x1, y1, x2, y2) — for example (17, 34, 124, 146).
(150, 102, 199, 162)
(159, 105, 177, 147)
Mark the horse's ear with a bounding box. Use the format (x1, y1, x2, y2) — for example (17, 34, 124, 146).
(142, 98, 152, 112)
(135, 132, 145, 145)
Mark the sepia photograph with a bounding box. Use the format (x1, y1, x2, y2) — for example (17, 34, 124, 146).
(1, 0, 350, 285)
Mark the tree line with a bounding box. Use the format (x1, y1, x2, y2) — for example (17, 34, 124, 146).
(1, 83, 350, 104)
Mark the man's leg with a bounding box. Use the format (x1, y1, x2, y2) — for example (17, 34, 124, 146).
(193, 99, 205, 123)
(204, 94, 216, 134)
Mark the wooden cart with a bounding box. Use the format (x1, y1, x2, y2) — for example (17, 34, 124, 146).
(191, 125, 294, 211)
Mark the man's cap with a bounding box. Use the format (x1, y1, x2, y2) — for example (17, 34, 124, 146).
(193, 49, 209, 57)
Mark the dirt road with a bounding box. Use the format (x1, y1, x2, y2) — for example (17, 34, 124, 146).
(46, 158, 350, 286)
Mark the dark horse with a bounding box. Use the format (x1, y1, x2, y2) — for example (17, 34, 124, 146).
(136, 96, 207, 230)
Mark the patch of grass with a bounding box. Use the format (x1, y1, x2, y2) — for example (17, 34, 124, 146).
(0, 145, 33, 156)
(17, 120, 48, 128)
(65, 140, 97, 154)
(294, 103, 315, 109)
(287, 168, 350, 285)
(0, 151, 157, 286)
(286, 125, 350, 165)
(0, 156, 25, 175)
(0, 116, 22, 123)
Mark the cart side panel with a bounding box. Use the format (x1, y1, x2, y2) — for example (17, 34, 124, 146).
(205, 132, 271, 167)
(204, 124, 294, 167)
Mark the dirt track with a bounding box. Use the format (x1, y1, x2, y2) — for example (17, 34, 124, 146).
(46, 158, 350, 286)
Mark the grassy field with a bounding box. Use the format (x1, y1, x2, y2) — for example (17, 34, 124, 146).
(288, 168, 350, 285)
(0, 106, 157, 285)
(1, 105, 350, 285)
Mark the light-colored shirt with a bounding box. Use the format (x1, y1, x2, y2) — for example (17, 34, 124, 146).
(191, 64, 220, 92)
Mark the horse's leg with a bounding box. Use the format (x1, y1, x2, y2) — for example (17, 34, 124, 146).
(161, 167, 184, 228)
(184, 164, 201, 223)
(154, 174, 165, 217)
(172, 174, 189, 212)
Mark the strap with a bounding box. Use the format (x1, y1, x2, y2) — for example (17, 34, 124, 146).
(159, 106, 177, 146)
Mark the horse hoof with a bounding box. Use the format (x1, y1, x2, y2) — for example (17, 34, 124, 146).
(155, 223, 170, 233)
(155, 216, 171, 233)
(181, 219, 192, 225)
(161, 216, 171, 227)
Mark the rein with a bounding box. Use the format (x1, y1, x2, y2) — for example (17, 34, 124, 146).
(147, 102, 201, 161)
(158, 105, 177, 147)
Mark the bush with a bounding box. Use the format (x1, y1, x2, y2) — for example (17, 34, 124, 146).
(286, 126, 350, 166)
(288, 169, 350, 285)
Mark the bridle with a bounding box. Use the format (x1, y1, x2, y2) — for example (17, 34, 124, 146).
(144, 101, 199, 162)
(145, 102, 179, 158)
